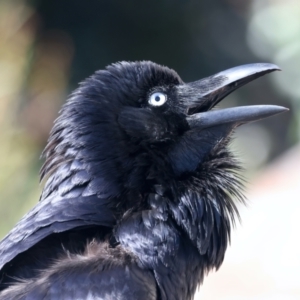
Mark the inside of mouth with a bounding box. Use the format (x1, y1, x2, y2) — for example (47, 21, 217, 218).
(186, 78, 253, 116)
(186, 94, 223, 116)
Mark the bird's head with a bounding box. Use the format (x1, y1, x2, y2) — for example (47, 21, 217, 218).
(41, 61, 285, 187)
(40, 61, 286, 266)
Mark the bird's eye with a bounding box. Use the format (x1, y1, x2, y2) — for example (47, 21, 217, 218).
(148, 92, 167, 107)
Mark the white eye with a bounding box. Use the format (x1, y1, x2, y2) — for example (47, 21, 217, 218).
(148, 92, 167, 107)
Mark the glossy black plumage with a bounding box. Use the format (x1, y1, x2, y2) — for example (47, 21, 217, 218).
(0, 61, 287, 300)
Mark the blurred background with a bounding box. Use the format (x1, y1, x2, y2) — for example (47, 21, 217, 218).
(0, 0, 299, 298)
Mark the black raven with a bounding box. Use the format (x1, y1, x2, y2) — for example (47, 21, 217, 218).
(0, 61, 287, 299)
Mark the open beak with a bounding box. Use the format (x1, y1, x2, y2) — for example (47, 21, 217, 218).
(183, 63, 288, 129)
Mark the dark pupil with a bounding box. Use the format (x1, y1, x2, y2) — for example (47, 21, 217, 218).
(155, 95, 160, 102)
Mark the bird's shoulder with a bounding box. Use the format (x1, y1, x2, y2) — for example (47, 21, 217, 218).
(0, 241, 157, 300)
(0, 190, 116, 285)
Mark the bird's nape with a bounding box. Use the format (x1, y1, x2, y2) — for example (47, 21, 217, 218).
(0, 61, 288, 300)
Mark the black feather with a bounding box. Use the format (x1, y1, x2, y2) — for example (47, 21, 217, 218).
(0, 61, 285, 299)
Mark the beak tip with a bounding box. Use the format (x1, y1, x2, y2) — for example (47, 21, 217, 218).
(250, 63, 281, 73)
(221, 63, 281, 82)
(260, 63, 281, 72)
(274, 105, 289, 114)
(245, 105, 289, 120)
